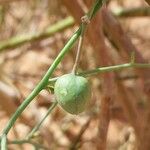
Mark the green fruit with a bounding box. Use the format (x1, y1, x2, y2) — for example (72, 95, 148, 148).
(54, 73, 90, 114)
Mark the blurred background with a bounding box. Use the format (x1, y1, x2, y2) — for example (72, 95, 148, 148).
(0, 0, 150, 149)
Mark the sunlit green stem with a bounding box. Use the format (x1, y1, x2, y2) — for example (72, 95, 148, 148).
(80, 63, 150, 77)
(1, 134, 7, 150)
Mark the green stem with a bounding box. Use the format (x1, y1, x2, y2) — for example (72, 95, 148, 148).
(47, 63, 150, 84)
(1, 134, 7, 150)
(79, 63, 150, 77)
(0, 17, 74, 52)
(2, 30, 80, 136)
(27, 102, 58, 139)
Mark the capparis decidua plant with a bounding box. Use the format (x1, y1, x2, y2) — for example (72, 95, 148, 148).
(0, 0, 150, 149)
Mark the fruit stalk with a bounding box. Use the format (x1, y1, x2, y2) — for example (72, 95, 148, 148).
(72, 16, 90, 74)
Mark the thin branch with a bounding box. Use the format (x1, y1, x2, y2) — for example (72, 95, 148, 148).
(72, 32, 84, 74)
(0, 17, 74, 52)
(79, 63, 150, 77)
(113, 6, 150, 17)
(26, 102, 58, 139)
(72, 16, 89, 74)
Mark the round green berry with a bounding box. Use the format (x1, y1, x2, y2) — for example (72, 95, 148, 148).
(54, 73, 91, 114)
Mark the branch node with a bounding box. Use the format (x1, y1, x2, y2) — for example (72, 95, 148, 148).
(81, 15, 90, 24)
